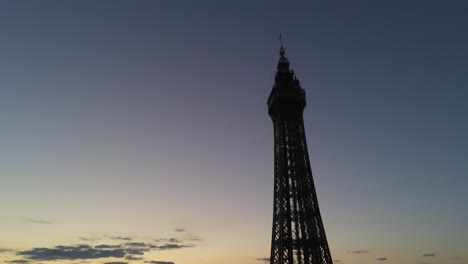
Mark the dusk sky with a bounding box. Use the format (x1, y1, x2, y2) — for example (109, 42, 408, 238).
(1, 1, 467, 264)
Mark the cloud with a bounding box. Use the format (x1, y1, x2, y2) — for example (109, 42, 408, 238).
(377, 258, 388, 261)
(349, 250, 369, 254)
(167, 238, 182, 243)
(256, 257, 270, 263)
(17, 244, 126, 261)
(145, 261, 175, 264)
(5, 260, 31, 264)
(153, 235, 202, 250)
(110, 236, 133, 241)
(154, 232, 203, 244)
(422, 253, 437, 257)
(156, 243, 193, 250)
(104, 262, 128, 264)
(174, 228, 186, 232)
(95, 244, 122, 249)
(333, 260, 341, 263)
(154, 237, 188, 243)
(24, 218, 53, 225)
(125, 242, 149, 247)
(416, 262, 433, 264)
(125, 255, 143, 260)
(125, 248, 150, 255)
(14, 234, 198, 262)
(452, 256, 462, 259)
(154, 238, 181, 243)
(186, 235, 203, 242)
(78, 237, 99, 242)
(0, 248, 13, 253)
(123, 242, 153, 255)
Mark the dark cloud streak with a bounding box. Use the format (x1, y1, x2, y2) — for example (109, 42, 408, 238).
(24, 218, 53, 225)
(5, 260, 31, 264)
(156, 243, 193, 250)
(126, 255, 143, 260)
(18, 244, 126, 261)
(349, 250, 369, 254)
(145, 261, 175, 264)
(110, 236, 133, 241)
(78, 237, 99, 242)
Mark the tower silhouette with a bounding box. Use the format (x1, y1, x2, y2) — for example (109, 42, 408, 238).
(267, 46, 333, 264)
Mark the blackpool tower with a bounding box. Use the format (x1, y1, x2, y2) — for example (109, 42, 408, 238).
(267, 46, 333, 264)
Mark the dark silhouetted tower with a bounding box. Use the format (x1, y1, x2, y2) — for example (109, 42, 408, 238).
(267, 46, 333, 264)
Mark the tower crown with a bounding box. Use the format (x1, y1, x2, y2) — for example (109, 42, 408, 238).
(268, 46, 306, 118)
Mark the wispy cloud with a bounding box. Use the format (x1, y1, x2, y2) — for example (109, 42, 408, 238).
(422, 253, 438, 257)
(126, 255, 143, 260)
(256, 257, 270, 263)
(154, 230, 203, 244)
(333, 260, 341, 263)
(156, 243, 193, 250)
(109, 236, 133, 241)
(145, 261, 175, 264)
(152, 234, 199, 251)
(24, 218, 53, 225)
(349, 250, 369, 254)
(154, 238, 182, 243)
(5, 260, 31, 264)
(0, 248, 13, 253)
(78, 237, 99, 242)
(377, 258, 388, 261)
(104, 262, 128, 264)
(186, 234, 203, 242)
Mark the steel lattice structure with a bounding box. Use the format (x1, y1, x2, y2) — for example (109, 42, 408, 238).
(267, 47, 333, 264)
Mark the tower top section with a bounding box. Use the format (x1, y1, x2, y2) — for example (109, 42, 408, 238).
(278, 46, 290, 72)
(268, 45, 306, 118)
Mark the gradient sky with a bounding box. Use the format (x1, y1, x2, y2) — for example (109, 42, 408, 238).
(1, 1, 467, 264)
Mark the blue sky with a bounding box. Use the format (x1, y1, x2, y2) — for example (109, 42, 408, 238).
(0, 1, 467, 264)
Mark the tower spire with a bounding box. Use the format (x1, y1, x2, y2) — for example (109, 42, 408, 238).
(277, 38, 290, 73)
(278, 34, 287, 62)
